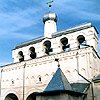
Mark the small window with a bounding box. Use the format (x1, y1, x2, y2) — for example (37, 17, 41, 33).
(11, 80, 14, 84)
(43, 40, 52, 55)
(60, 37, 70, 51)
(29, 47, 36, 59)
(18, 51, 24, 62)
(39, 77, 41, 82)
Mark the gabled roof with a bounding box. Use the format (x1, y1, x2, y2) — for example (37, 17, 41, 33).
(44, 67, 73, 92)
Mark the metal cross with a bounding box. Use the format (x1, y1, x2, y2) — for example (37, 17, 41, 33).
(47, 0, 54, 8)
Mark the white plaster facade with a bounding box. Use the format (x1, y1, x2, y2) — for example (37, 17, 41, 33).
(43, 13, 57, 38)
(0, 12, 100, 100)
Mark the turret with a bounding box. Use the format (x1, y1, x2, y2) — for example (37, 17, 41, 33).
(43, 12, 57, 38)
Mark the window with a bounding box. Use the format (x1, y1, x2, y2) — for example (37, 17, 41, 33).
(29, 47, 36, 59)
(60, 37, 70, 51)
(39, 77, 41, 82)
(18, 51, 24, 62)
(12, 80, 14, 84)
(77, 35, 87, 48)
(43, 40, 52, 55)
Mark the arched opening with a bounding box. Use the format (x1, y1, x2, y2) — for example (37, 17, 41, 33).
(29, 47, 36, 59)
(77, 35, 86, 48)
(26, 93, 36, 100)
(43, 40, 52, 55)
(18, 51, 24, 62)
(39, 76, 41, 82)
(60, 37, 70, 51)
(5, 93, 18, 100)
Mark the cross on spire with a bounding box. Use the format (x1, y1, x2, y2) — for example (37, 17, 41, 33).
(47, 0, 54, 8)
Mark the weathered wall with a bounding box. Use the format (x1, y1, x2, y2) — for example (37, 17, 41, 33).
(94, 82, 100, 100)
(0, 47, 100, 100)
(0, 25, 100, 100)
(36, 93, 82, 100)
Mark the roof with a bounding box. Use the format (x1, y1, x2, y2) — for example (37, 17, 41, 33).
(71, 83, 90, 93)
(52, 23, 92, 38)
(44, 67, 73, 92)
(14, 23, 94, 50)
(14, 36, 45, 49)
(37, 67, 89, 96)
(93, 74, 100, 82)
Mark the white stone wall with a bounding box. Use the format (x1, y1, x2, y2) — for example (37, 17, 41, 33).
(1, 47, 100, 100)
(94, 82, 100, 100)
(0, 25, 100, 100)
(44, 20, 57, 38)
(12, 26, 98, 63)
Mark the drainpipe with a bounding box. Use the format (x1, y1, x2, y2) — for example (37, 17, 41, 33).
(23, 63, 26, 100)
(76, 52, 94, 100)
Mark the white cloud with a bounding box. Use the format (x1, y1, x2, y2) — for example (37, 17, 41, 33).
(0, 7, 42, 38)
(10, 32, 39, 39)
(54, 0, 100, 21)
(72, 9, 100, 21)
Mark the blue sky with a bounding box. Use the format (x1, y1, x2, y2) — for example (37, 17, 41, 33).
(0, 0, 100, 66)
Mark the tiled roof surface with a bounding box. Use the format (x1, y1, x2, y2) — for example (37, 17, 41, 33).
(44, 67, 73, 92)
(71, 83, 90, 93)
(44, 67, 90, 94)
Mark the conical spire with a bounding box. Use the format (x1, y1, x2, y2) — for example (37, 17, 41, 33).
(44, 67, 73, 92)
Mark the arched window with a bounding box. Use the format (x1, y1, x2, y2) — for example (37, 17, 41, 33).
(29, 47, 36, 59)
(11, 79, 14, 84)
(77, 35, 87, 48)
(26, 93, 36, 100)
(18, 51, 24, 62)
(60, 37, 70, 51)
(39, 76, 41, 82)
(43, 40, 52, 55)
(5, 93, 18, 100)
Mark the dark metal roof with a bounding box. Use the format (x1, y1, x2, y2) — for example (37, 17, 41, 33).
(52, 23, 92, 38)
(44, 67, 73, 92)
(37, 67, 89, 96)
(14, 36, 45, 49)
(35, 67, 90, 97)
(44, 67, 90, 94)
(71, 83, 90, 93)
(43, 12, 57, 23)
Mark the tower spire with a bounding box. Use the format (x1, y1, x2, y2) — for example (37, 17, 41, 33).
(46, 0, 54, 12)
(43, 0, 57, 38)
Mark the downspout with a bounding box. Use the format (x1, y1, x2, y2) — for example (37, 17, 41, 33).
(23, 63, 26, 100)
(76, 52, 94, 100)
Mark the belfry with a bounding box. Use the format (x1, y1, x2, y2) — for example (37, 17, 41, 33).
(0, 1, 100, 100)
